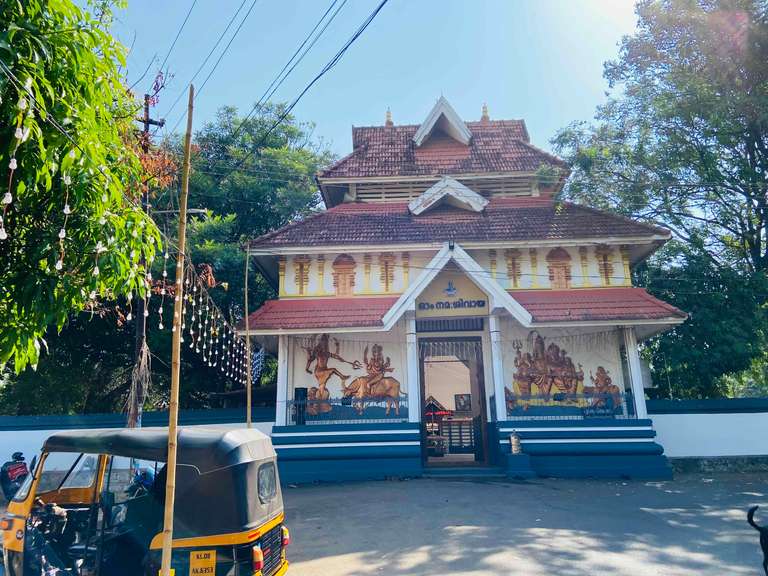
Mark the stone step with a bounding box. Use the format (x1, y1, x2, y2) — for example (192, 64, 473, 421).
(422, 466, 507, 479)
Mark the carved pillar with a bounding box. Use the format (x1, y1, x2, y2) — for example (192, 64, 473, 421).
(402, 252, 410, 288)
(505, 248, 521, 288)
(278, 256, 286, 296)
(489, 249, 497, 279)
(620, 245, 632, 286)
(316, 254, 326, 295)
(529, 248, 540, 288)
(579, 246, 591, 287)
(363, 253, 372, 293)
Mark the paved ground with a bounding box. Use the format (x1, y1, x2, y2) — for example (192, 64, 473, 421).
(282, 473, 768, 576)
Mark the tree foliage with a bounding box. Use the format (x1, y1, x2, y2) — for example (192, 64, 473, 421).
(0, 0, 158, 371)
(553, 0, 768, 273)
(638, 242, 768, 398)
(552, 0, 768, 397)
(0, 105, 331, 415)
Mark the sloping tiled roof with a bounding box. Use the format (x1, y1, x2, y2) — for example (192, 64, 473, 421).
(244, 297, 399, 331)
(320, 120, 566, 179)
(242, 288, 685, 332)
(249, 197, 670, 249)
(511, 288, 687, 323)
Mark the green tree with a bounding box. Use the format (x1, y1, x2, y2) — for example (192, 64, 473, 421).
(552, 0, 768, 396)
(0, 0, 158, 371)
(552, 0, 768, 273)
(0, 105, 331, 415)
(638, 242, 768, 398)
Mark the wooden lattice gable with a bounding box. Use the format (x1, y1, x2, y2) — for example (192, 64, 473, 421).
(408, 176, 489, 215)
(412, 96, 472, 147)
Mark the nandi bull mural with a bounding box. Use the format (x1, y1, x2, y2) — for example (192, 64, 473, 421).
(302, 334, 406, 416)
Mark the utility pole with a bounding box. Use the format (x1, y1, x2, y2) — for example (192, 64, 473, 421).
(244, 250, 252, 428)
(128, 94, 165, 428)
(160, 84, 193, 576)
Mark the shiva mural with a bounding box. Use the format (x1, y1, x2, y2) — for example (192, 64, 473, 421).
(300, 334, 406, 418)
(504, 331, 625, 417)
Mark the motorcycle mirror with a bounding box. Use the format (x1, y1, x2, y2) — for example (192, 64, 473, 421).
(30, 455, 37, 474)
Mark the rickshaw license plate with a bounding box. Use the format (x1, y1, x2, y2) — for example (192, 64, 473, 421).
(189, 550, 216, 575)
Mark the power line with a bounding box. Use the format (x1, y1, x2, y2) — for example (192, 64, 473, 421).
(161, 0, 251, 124)
(211, 0, 391, 186)
(157, 0, 199, 78)
(227, 0, 348, 144)
(169, 0, 263, 133)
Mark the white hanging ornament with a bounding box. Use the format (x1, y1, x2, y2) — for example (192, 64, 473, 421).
(9, 158, 17, 170)
(63, 204, 71, 215)
(58, 228, 66, 239)
(126, 312, 132, 321)
(92, 265, 99, 276)
(0, 228, 7, 241)
(55, 259, 63, 271)
(2, 192, 12, 205)
(89, 290, 96, 300)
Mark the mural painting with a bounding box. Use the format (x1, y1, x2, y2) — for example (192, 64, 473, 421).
(505, 331, 624, 417)
(300, 334, 406, 418)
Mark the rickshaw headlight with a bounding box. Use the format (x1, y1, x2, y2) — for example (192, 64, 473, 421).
(0, 518, 11, 531)
(252, 545, 264, 572)
(281, 526, 290, 547)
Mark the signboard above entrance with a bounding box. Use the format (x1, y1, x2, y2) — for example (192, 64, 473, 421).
(416, 269, 489, 318)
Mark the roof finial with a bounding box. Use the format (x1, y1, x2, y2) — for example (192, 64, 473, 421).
(481, 102, 490, 122)
(385, 107, 393, 127)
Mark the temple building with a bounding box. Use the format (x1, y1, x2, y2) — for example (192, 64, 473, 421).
(242, 98, 687, 482)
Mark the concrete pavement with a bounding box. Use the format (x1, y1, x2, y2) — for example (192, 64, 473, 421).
(282, 473, 767, 575)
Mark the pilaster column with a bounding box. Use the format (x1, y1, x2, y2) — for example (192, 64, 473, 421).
(622, 326, 648, 419)
(406, 312, 421, 423)
(275, 335, 289, 426)
(489, 314, 507, 422)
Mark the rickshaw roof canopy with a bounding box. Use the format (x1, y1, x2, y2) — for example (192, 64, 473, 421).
(42, 427, 275, 473)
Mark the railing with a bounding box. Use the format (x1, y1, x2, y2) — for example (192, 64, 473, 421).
(286, 396, 409, 425)
(505, 391, 637, 420)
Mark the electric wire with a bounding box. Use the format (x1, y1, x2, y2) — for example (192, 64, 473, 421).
(157, 0, 200, 78)
(168, 0, 263, 133)
(161, 0, 251, 123)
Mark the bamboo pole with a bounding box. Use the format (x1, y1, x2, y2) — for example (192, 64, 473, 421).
(244, 250, 252, 428)
(160, 84, 194, 576)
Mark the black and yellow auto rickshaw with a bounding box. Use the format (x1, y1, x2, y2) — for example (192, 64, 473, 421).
(2, 427, 289, 576)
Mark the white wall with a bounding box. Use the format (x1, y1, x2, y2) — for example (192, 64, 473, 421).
(653, 412, 768, 457)
(0, 422, 274, 464)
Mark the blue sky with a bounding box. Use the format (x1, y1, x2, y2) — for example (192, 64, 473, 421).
(113, 0, 638, 156)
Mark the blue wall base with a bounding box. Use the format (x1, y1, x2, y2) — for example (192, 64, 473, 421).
(493, 419, 673, 481)
(530, 454, 672, 479)
(278, 457, 423, 485)
(505, 454, 536, 479)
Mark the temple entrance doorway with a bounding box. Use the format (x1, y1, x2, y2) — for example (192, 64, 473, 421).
(419, 338, 488, 466)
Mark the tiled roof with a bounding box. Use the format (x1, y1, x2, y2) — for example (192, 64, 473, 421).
(249, 197, 670, 249)
(511, 288, 687, 323)
(320, 120, 567, 179)
(242, 288, 685, 332)
(244, 297, 398, 331)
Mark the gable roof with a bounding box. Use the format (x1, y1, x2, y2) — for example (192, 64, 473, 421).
(319, 119, 565, 180)
(412, 97, 472, 147)
(408, 176, 488, 215)
(248, 197, 671, 250)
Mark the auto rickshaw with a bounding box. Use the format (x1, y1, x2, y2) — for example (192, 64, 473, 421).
(2, 427, 289, 576)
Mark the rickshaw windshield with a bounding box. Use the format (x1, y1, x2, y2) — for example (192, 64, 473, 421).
(11, 472, 33, 502)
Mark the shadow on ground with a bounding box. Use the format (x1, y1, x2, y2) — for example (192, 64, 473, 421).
(282, 472, 767, 576)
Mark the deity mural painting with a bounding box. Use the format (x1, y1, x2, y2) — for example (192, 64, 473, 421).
(302, 334, 405, 417)
(505, 332, 624, 415)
